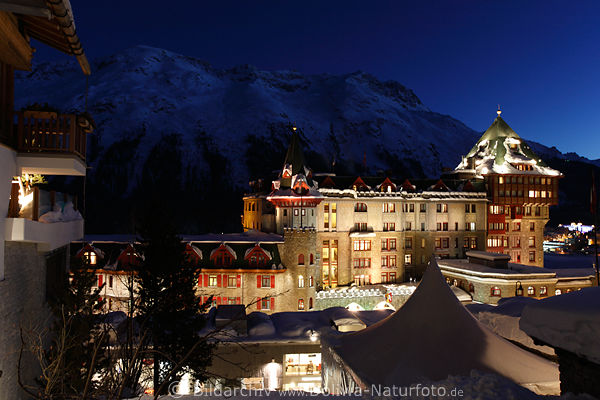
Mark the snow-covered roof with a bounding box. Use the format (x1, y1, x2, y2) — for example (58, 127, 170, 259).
(455, 114, 561, 178)
(323, 257, 559, 395)
(520, 287, 600, 364)
(244, 243, 273, 260)
(210, 243, 238, 260)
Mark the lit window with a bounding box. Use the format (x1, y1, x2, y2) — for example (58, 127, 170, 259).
(540, 286, 547, 296)
(491, 286, 501, 297)
(527, 286, 535, 296)
(555, 289, 562, 296)
(298, 299, 305, 310)
(84, 251, 97, 265)
(404, 254, 412, 265)
(298, 275, 305, 288)
(209, 275, 218, 287)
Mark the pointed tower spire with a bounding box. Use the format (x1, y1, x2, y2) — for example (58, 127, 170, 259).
(282, 125, 307, 178)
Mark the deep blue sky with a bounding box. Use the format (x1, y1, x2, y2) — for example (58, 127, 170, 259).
(35, 1, 600, 158)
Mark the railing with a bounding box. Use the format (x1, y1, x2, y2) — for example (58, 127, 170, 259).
(14, 110, 89, 161)
(7, 182, 78, 222)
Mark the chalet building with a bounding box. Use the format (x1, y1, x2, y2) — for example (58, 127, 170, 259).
(448, 109, 562, 267)
(244, 127, 488, 289)
(71, 233, 318, 314)
(438, 251, 596, 305)
(0, 2, 93, 399)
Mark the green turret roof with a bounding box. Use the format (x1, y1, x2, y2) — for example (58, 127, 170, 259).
(456, 112, 561, 177)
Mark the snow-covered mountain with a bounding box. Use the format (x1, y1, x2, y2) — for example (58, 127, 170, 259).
(16, 46, 480, 181)
(13, 46, 597, 232)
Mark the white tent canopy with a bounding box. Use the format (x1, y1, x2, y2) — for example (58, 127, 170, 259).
(322, 257, 559, 395)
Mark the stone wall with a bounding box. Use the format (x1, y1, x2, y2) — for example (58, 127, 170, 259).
(0, 242, 54, 400)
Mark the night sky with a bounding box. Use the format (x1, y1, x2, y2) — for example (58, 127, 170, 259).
(35, 1, 600, 158)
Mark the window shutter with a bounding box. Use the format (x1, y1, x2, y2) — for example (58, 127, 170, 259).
(271, 275, 275, 288)
(216, 296, 221, 305)
(237, 274, 241, 288)
(257, 275, 262, 288)
(204, 274, 208, 287)
(236, 297, 241, 304)
(98, 275, 103, 287)
(257, 297, 262, 310)
(217, 275, 221, 287)
(198, 275, 202, 287)
(270, 297, 275, 310)
(222, 274, 228, 287)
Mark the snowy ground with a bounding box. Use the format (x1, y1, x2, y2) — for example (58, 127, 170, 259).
(520, 287, 600, 365)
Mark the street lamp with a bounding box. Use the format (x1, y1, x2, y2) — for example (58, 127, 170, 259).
(515, 281, 524, 296)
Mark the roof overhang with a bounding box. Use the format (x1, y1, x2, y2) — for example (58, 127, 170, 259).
(0, 0, 90, 74)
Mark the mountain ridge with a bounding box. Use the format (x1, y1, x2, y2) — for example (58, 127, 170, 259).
(14, 45, 598, 232)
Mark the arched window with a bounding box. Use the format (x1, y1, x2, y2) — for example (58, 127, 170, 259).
(491, 286, 501, 297)
(309, 253, 314, 264)
(555, 289, 562, 296)
(354, 203, 367, 212)
(309, 276, 314, 287)
(527, 286, 535, 296)
(298, 299, 305, 310)
(251, 203, 256, 211)
(469, 283, 474, 293)
(309, 297, 313, 309)
(298, 254, 305, 265)
(298, 275, 305, 288)
(540, 286, 548, 296)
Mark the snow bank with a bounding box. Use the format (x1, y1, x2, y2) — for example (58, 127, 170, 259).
(38, 201, 83, 223)
(467, 298, 555, 356)
(520, 287, 600, 364)
(324, 257, 560, 396)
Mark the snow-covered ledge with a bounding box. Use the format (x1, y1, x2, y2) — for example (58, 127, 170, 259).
(5, 218, 84, 252)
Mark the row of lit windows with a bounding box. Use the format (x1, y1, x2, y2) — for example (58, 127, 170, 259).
(498, 176, 554, 185)
(297, 275, 314, 288)
(489, 205, 542, 217)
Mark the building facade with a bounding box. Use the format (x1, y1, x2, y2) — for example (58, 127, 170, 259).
(438, 251, 596, 305)
(71, 233, 318, 314)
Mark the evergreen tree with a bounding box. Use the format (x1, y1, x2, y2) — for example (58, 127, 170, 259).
(21, 263, 109, 399)
(136, 209, 213, 395)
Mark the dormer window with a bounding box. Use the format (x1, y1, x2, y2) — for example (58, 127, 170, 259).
(244, 244, 272, 268)
(83, 251, 97, 265)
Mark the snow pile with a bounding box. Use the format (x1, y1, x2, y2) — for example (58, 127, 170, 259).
(323, 257, 559, 396)
(38, 201, 83, 223)
(520, 287, 600, 364)
(467, 298, 555, 356)
(451, 285, 472, 302)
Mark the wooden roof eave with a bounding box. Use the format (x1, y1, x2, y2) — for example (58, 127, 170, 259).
(20, 0, 91, 75)
(0, 11, 33, 70)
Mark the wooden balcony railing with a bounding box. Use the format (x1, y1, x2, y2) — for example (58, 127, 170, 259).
(14, 110, 92, 161)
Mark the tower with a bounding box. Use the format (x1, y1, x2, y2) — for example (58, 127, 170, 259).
(266, 127, 323, 233)
(453, 110, 561, 267)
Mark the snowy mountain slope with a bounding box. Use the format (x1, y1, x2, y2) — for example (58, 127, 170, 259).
(13, 46, 597, 232)
(15, 46, 479, 183)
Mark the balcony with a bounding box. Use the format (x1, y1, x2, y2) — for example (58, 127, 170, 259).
(6, 182, 83, 251)
(14, 110, 94, 176)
